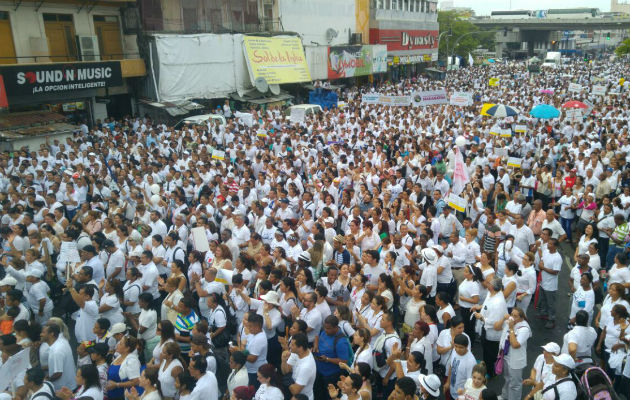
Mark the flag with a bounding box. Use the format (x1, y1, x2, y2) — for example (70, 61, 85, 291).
(468, 53, 474, 66)
(451, 147, 469, 196)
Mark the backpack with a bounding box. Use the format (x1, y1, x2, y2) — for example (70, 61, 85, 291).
(373, 333, 397, 369)
(333, 332, 354, 367)
(211, 306, 237, 347)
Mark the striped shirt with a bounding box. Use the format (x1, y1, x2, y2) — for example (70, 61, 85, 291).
(175, 310, 200, 351)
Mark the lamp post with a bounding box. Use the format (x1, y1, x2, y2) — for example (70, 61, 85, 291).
(438, 30, 452, 65)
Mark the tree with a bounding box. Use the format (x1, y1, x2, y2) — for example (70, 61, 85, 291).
(615, 38, 630, 57)
(438, 10, 495, 60)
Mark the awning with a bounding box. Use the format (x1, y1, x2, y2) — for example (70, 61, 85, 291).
(139, 99, 204, 116)
(229, 92, 293, 105)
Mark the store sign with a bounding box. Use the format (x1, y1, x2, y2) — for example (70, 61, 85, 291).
(0, 62, 122, 97)
(327, 45, 387, 79)
(243, 35, 311, 84)
(369, 29, 439, 52)
(0, 75, 8, 108)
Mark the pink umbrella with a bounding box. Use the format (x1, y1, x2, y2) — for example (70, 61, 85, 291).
(540, 89, 554, 94)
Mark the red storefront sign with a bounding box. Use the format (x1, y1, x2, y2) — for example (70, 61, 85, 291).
(0, 75, 8, 108)
(369, 29, 439, 52)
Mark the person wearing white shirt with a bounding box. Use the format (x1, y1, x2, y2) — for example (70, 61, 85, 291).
(562, 310, 597, 365)
(497, 308, 532, 400)
(541, 354, 577, 400)
(68, 284, 98, 343)
(539, 239, 563, 329)
(473, 277, 508, 378)
(509, 215, 535, 254)
(188, 355, 219, 400)
(42, 323, 77, 391)
(541, 210, 566, 241)
(282, 333, 317, 400)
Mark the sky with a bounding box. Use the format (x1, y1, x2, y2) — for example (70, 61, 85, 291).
(439, 0, 615, 16)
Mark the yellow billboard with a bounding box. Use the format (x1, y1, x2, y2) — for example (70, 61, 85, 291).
(243, 36, 311, 84)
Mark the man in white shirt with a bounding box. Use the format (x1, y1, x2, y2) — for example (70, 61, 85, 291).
(510, 214, 535, 253)
(67, 282, 98, 343)
(243, 313, 268, 385)
(282, 333, 316, 400)
(188, 355, 219, 400)
(138, 251, 160, 306)
(541, 210, 567, 241)
(42, 323, 76, 390)
(539, 239, 563, 329)
(292, 292, 322, 344)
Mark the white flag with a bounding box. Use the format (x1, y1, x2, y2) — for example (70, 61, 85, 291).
(451, 147, 470, 196)
(468, 53, 474, 66)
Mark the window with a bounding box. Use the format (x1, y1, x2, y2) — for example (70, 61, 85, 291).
(43, 13, 77, 61)
(0, 11, 16, 64)
(94, 15, 123, 60)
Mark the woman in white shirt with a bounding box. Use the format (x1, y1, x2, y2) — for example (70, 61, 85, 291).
(595, 283, 630, 330)
(569, 272, 596, 325)
(435, 292, 455, 330)
(574, 222, 596, 258)
(408, 320, 434, 374)
(99, 280, 125, 325)
(158, 342, 184, 400)
(458, 265, 483, 342)
(122, 267, 142, 317)
(516, 252, 537, 313)
(134, 293, 159, 363)
(606, 253, 630, 289)
(57, 364, 104, 400)
(254, 364, 284, 400)
(125, 366, 161, 400)
(349, 328, 374, 371)
(161, 277, 183, 324)
(473, 277, 508, 378)
(502, 261, 520, 312)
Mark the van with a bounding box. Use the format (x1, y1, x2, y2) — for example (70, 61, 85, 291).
(542, 52, 561, 68)
(284, 104, 323, 121)
(174, 114, 226, 130)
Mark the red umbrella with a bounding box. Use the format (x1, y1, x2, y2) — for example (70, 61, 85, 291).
(562, 100, 588, 109)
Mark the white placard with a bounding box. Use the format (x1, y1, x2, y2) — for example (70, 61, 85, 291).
(495, 148, 508, 157)
(507, 157, 522, 168)
(514, 124, 527, 133)
(591, 85, 606, 96)
(290, 108, 305, 123)
(216, 268, 234, 285)
(449, 91, 473, 106)
(211, 149, 225, 160)
(0, 349, 30, 391)
(58, 241, 81, 264)
(191, 227, 210, 252)
(446, 193, 467, 212)
(235, 111, 253, 127)
(568, 83, 582, 93)
(566, 108, 583, 122)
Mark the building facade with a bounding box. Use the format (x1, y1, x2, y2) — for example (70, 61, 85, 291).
(0, 0, 145, 148)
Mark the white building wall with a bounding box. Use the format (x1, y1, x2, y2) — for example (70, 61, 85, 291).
(0, 1, 138, 63)
(278, 0, 356, 46)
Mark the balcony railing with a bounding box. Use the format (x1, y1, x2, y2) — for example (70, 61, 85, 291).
(0, 53, 141, 64)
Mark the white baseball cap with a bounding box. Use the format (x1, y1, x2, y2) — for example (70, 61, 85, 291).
(541, 342, 561, 355)
(553, 353, 575, 370)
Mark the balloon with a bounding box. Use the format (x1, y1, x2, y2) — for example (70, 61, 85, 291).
(72, 173, 80, 179)
(150, 184, 160, 195)
(455, 136, 466, 147)
(150, 194, 161, 205)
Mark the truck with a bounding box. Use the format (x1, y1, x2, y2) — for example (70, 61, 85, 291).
(542, 52, 561, 67)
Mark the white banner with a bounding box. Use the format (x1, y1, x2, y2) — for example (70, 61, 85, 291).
(566, 108, 583, 122)
(290, 108, 306, 123)
(449, 91, 473, 106)
(235, 111, 253, 127)
(361, 93, 381, 104)
(514, 124, 527, 133)
(591, 85, 606, 96)
(568, 83, 582, 93)
(413, 89, 448, 107)
(361, 94, 412, 106)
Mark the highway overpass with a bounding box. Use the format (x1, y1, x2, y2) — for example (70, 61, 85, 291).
(471, 18, 630, 31)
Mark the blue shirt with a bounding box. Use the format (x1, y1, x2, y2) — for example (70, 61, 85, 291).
(314, 331, 350, 377)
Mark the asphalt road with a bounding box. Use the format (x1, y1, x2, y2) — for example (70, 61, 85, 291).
(478, 242, 576, 397)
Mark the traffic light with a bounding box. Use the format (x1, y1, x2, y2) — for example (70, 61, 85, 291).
(606, 32, 611, 41)
(584, 53, 589, 62)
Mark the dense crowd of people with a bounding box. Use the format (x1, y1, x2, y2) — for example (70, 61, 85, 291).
(0, 54, 629, 400)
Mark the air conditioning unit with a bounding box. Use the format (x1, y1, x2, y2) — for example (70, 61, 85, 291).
(77, 35, 100, 61)
(350, 33, 363, 45)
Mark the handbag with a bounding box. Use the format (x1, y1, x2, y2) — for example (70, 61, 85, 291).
(494, 336, 511, 375)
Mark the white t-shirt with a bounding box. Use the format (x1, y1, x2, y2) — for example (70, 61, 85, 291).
(75, 300, 98, 343)
(562, 325, 597, 360)
(540, 251, 563, 291)
(542, 378, 577, 400)
(290, 352, 316, 400)
(448, 351, 477, 398)
(300, 308, 323, 343)
(139, 308, 158, 340)
(458, 279, 480, 309)
(608, 264, 630, 286)
(48, 338, 77, 390)
(254, 383, 284, 400)
(245, 331, 268, 373)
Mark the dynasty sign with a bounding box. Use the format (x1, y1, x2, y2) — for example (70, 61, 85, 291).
(0, 61, 123, 97)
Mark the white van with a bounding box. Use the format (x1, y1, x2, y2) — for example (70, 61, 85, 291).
(174, 114, 226, 130)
